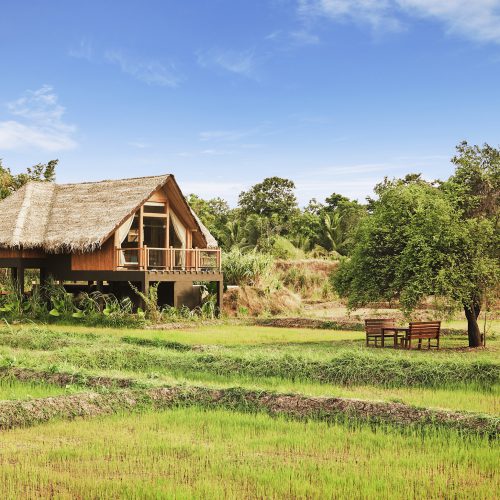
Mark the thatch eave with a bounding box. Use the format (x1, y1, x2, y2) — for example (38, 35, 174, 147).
(0, 173, 219, 253)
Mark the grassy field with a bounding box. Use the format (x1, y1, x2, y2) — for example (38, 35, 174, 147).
(0, 321, 498, 497)
(0, 407, 497, 499)
(0, 378, 74, 400)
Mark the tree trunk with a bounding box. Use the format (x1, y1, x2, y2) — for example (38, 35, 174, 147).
(464, 302, 482, 348)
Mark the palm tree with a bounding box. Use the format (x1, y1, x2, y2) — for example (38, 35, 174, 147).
(323, 212, 344, 254)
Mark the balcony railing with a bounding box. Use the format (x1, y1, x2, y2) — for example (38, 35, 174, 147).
(115, 247, 221, 272)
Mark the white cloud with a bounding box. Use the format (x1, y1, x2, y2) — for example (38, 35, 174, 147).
(197, 48, 259, 79)
(105, 50, 181, 87)
(299, 0, 402, 32)
(0, 85, 77, 151)
(397, 0, 500, 43)
(299, 0, 500, 43)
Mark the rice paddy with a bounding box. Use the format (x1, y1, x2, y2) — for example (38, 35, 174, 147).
(0, 408, 497, 499)
(0, 378, 74, 400)
(0, 322, 498, 497)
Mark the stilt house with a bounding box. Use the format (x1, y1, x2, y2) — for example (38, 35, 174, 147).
(0, 174, 223, 309)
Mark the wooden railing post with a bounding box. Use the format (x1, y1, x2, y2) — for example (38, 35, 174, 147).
(144, 245, 148, 271)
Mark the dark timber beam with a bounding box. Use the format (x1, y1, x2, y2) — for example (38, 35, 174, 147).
(216, 280, 223, 317)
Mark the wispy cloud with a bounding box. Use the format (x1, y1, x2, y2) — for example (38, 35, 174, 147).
(398, 0, 500, 44)
(298, 0, 403, 33)
(181, 181, 245, 200)
(265, 29, 320, 47)
(298, 0, 500, 44)
(128, 140, 151, 149)
(199, 129, 258, 142)
(69, 40, 182, 87)
(201, 149, 233, 155)
(289, 30, 321, 45)
(105, 50, 182, 87)
(196, 48, 259, 79)
(176, 148, 233, 157)
(68, 38, 93, 60)
(0, 85, 77, 151)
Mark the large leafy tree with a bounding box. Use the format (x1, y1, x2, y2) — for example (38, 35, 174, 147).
(238, 177, 298, 229)
(334, 180, 498, 347)
(186, 194, 232, 247)
(441, 141, 500, 344)
(0, 159, 57, 199)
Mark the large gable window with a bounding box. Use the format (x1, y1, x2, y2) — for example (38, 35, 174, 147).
(115, 196, 190, 269)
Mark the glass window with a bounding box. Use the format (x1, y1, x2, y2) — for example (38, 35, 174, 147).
(144, 202, 166, 214)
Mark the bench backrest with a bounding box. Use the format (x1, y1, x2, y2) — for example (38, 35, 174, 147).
(365, 318, 396, 335)
(408, 321, 441, 338)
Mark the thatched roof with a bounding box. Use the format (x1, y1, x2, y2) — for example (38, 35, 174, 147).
(0, 174, 218, 252)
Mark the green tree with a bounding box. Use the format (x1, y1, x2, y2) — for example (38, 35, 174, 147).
(238, 177, 298, 229)
(0, 159, 57, 199)
(334, 182, 498, 347)
(186, 194, 232, 248)
(441, 141, 500, 344)
(322, 211, 343, 254)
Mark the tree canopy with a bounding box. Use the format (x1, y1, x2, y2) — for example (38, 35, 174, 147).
(0, 159, 57, 200)
(238, 177, 298, 226)
(334, 142, 499, 347)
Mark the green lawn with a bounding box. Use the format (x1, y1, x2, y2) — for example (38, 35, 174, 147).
(0, 407, 497, 499)
(30, 322, 365, 345)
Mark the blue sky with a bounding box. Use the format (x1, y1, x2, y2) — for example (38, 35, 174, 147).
(1, 0, 499, 206)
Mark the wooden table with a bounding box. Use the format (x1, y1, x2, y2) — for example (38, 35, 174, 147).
(381, 327, 409, 348)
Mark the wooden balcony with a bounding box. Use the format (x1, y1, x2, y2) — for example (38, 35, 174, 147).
(114, 247, 221, 273)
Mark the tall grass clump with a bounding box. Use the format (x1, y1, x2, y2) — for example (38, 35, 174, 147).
(270, 236, 305, 260)
(279, 266, 331, 299)
(222, 249, 273, 286)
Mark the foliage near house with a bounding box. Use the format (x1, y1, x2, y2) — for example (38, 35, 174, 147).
(0, 158, 57, 199)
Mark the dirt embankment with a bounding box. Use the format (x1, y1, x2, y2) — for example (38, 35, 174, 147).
(0, 370, 497, 436)
(0, 367, 137, 389)
(224, 286, 302, 317)
(224, 258, 337, 317)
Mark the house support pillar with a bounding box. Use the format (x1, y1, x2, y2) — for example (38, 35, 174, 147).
(216, 279, 223, 317)
(40, 268, 48, 288)
(12, 265, 25, 295)
(138, 279, 149, 311)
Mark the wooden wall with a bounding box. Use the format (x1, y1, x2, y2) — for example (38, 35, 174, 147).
(71, 238, 115, 271)
(0, 248, 46, 259)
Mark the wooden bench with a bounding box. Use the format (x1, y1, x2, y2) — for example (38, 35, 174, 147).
(400, 321, 441, 350)
(365, 318, 397, 347)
